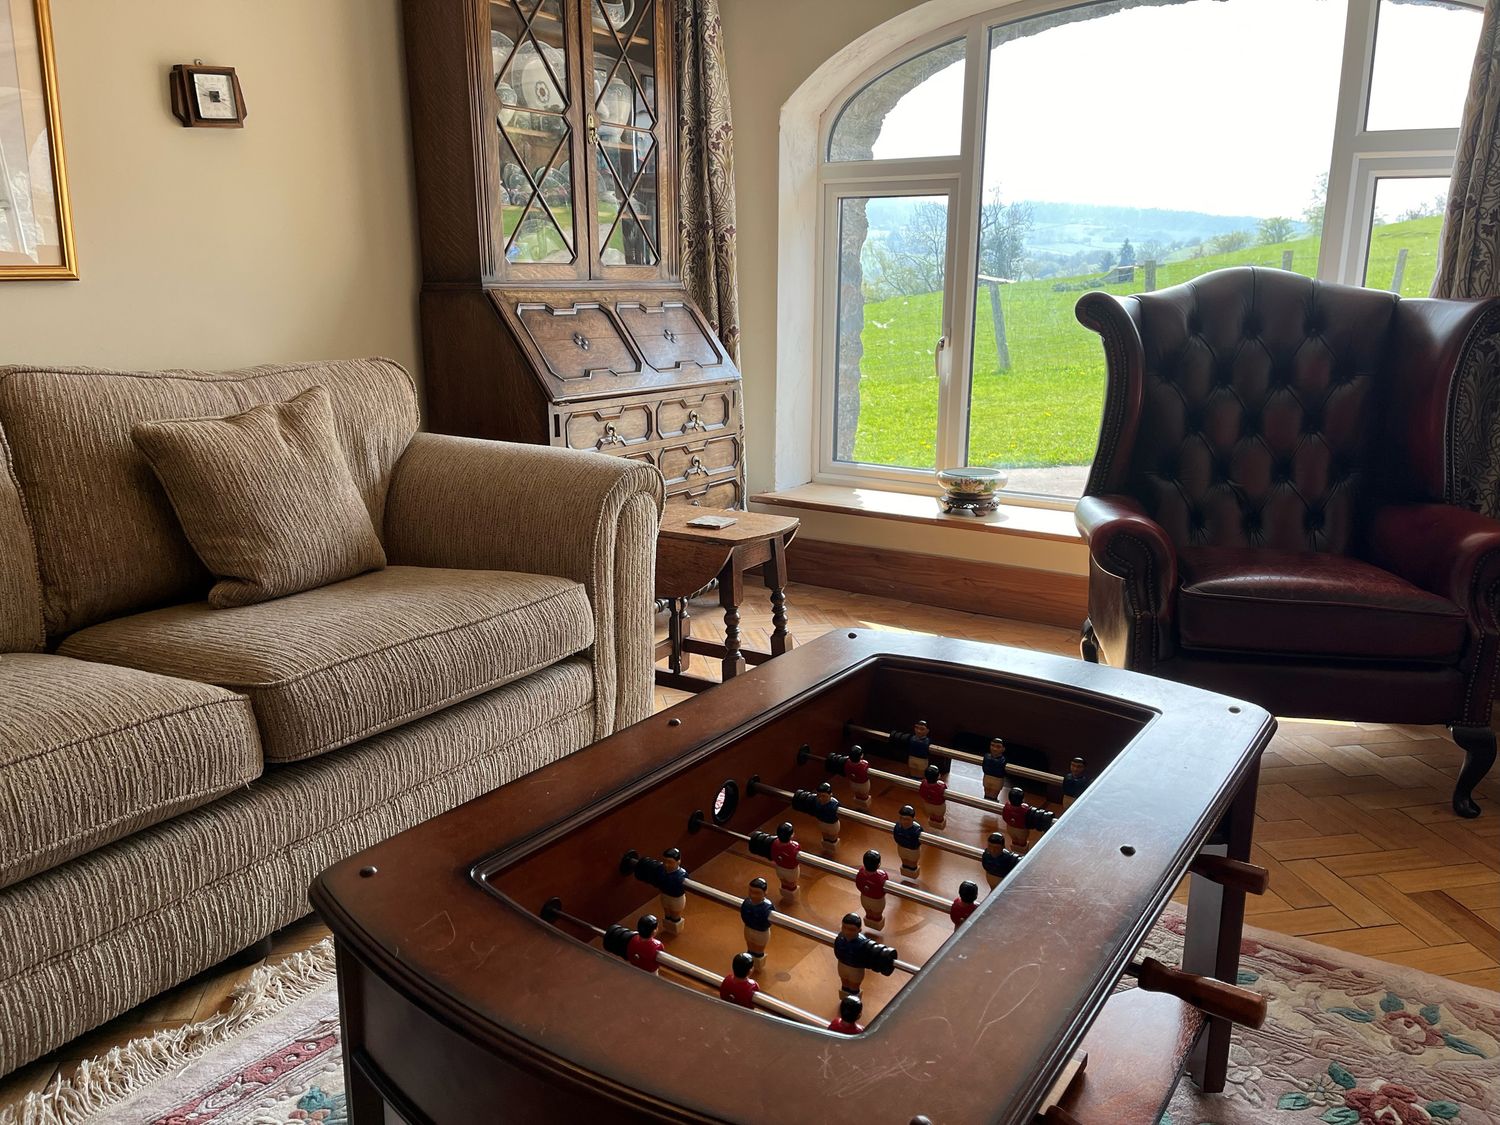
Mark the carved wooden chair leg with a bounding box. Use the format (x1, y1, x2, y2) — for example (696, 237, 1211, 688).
(1448, 724, 1496, 819)
(1079, 619, 1100, 664)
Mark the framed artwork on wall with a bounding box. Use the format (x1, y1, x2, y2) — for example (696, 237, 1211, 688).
(0, 0, 76, 279)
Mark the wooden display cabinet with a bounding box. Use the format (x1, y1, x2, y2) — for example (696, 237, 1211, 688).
(402, 0, 745, 507)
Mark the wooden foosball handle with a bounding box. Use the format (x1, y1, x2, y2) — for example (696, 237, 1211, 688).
(1188, 854, 1270, 895)
(1130, 958, 1267, 1029)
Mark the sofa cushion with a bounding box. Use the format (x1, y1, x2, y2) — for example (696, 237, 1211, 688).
(59, 566, 595, 763)
(0, 426, 43, 652)
(0, 653, 261, 889)
(132, 387, 387, 607)
(1177, 547, 1468, 661)
(0, 359, 417, 637)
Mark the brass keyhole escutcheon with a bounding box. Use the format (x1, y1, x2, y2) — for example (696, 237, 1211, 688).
(586, 114, 599, 146)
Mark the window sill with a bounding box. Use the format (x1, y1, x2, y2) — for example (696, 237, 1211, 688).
(750, 484, 1082, 544)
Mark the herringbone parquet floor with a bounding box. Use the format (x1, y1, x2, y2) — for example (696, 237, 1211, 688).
(2, 581, 1496, 1109)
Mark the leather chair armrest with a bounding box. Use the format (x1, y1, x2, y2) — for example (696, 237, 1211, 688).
(1076, 494, 1178, 612)
(1367, 503, 1500, 633)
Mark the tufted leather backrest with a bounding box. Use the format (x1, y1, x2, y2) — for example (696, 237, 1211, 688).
(1122, 268, 1398, 554)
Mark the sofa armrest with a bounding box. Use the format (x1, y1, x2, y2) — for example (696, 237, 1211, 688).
(384, 433, 664, 737)
(1367, 503, 1500, 633)
(1076, 494, 1178, 612)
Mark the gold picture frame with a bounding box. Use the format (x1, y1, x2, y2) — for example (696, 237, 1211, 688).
(0, 0, 76, 279)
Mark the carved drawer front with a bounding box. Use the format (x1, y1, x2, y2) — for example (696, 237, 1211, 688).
(517, 302, 639, 383)
(668, 476, 743, 509)
(658, 435, 740, 489)
(616, 302, 723, 372)
(657, 390, 736, 441)
(559, 403, 653, 451)
(623, 449, 657, 469)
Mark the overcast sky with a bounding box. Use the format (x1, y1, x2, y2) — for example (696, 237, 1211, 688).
(872, 0, 1479, 220)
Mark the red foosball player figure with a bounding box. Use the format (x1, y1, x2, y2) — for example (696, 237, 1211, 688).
(854, 849, 889, 931)
(1062, 757, 1091, 810)
(626, 914, 663, 973)
(918, 764, 948, 829)
(892, 805, 923, 878)
(740, 877, 774, 963)
(1001, 787, 1054, 852)
(770, 821, 802, 897)
(981, 832, 1021, 889)
(658, 847, 689, 933)
(843, 744, 872, 806)
(950, 881, 979, 928)
(827, 994, 865, 1035)
(719, 952, 760, 1009)
(832, 913, 899, 998)
(981, 738, 1009, 802)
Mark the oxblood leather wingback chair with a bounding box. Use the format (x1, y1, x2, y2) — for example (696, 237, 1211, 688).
(1075, 267, 1500, 817)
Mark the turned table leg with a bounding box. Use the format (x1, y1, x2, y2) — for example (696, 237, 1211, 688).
(668, 597, 692, 675)
(766, 534, 795, 657)
(719, 562, 747, 680)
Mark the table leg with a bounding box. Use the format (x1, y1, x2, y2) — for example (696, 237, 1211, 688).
(668, 597, 693, 676)
(766, 535, 795, 657)
(1184, 758, 1259, 1092)
(719, 562, 746, 680)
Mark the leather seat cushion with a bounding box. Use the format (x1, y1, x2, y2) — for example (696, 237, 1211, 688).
(58, 566, 594, 763)
(1177, 548, 1467, 661)
(0, 653, 261, 889)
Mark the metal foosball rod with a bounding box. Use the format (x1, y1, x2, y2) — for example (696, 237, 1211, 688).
(620, 854, 922, 976)
(685, 813, 953, 912)
(1126, 957, 1267, 1029)
(843, 722, 1066, 788)
(538, 898, 826, 1028)
(748, 776, 987, 861)
(799, 745, 1011, 817)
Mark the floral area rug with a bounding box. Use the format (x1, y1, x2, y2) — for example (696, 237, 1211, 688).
(3, 909, 1495, 1124)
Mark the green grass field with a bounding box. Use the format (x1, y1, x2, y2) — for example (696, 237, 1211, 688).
(847, 215, 1443, 470)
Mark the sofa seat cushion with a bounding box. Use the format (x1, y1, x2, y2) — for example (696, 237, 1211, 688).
(0, 653, 261, 890)
(1177, 548, 1468, 661)
(58, 566, 595, 763)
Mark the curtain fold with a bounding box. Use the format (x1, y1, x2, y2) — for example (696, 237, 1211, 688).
(1434, 0, 1500, 299)
(675, 0, 741, 361)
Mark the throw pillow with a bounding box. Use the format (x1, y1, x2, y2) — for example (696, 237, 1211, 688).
(132, 385, 386, 607)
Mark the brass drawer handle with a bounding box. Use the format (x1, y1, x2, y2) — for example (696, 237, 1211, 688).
(573, 332, 591, 351)
(596, 422, 624, 449)
(683, 409, 704, 432)
(686, 455, 707, 477)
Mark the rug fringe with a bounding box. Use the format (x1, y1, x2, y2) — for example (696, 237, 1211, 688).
(0, 938, 337, 1125)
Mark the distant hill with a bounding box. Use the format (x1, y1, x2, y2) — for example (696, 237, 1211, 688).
(1021, 200, 1273, 257)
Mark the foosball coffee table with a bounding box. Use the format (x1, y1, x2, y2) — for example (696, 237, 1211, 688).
(312, 630, 1275, 1124)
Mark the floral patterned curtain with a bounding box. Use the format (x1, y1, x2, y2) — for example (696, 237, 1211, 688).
(1434, 1, 1500, 299)
(675, 0, 741, 361)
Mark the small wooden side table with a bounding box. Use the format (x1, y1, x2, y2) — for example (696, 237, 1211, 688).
(654, 507, 800, 692)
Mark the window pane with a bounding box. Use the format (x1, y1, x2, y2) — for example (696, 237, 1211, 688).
(964, 0, 1340, 498)
(1363, 176, 1448, 295)
(832, 195, 947, 470)
(828, 39, 965, 162)
(1367, 0, 1482, 132)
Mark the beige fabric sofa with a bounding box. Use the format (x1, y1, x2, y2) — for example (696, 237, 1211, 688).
(0, 358, 662, 1077)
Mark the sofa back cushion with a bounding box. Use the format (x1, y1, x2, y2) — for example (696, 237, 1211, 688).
(0, 359, 418, 637)
(0, 425, 44, 651)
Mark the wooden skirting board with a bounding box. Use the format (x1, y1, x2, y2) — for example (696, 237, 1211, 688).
(776, 538, 1087, 629)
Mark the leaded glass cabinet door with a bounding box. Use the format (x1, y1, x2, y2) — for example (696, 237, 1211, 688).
(583, 0, 675, 280)
(490, 0, 589, 281)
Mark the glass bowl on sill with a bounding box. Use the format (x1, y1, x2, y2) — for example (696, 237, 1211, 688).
(937, 465, 1007, 516)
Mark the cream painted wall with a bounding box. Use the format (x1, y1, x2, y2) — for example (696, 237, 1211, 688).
(0, 0, 421, 377)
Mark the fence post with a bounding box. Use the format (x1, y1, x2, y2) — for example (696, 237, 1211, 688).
(1144, 260, 1157, 292)
(980, 276, 1011, 371)
(1281, 250, 1294, 272)
(1390, 248, 1408, 293)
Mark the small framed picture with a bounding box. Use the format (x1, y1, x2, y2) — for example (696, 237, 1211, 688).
(169, 64, 248, 129)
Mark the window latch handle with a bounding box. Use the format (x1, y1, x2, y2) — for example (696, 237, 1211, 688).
(934, 335, 949, 383)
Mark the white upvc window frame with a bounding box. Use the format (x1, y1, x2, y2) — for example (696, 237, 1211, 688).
(809, 0, 1480, 507)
